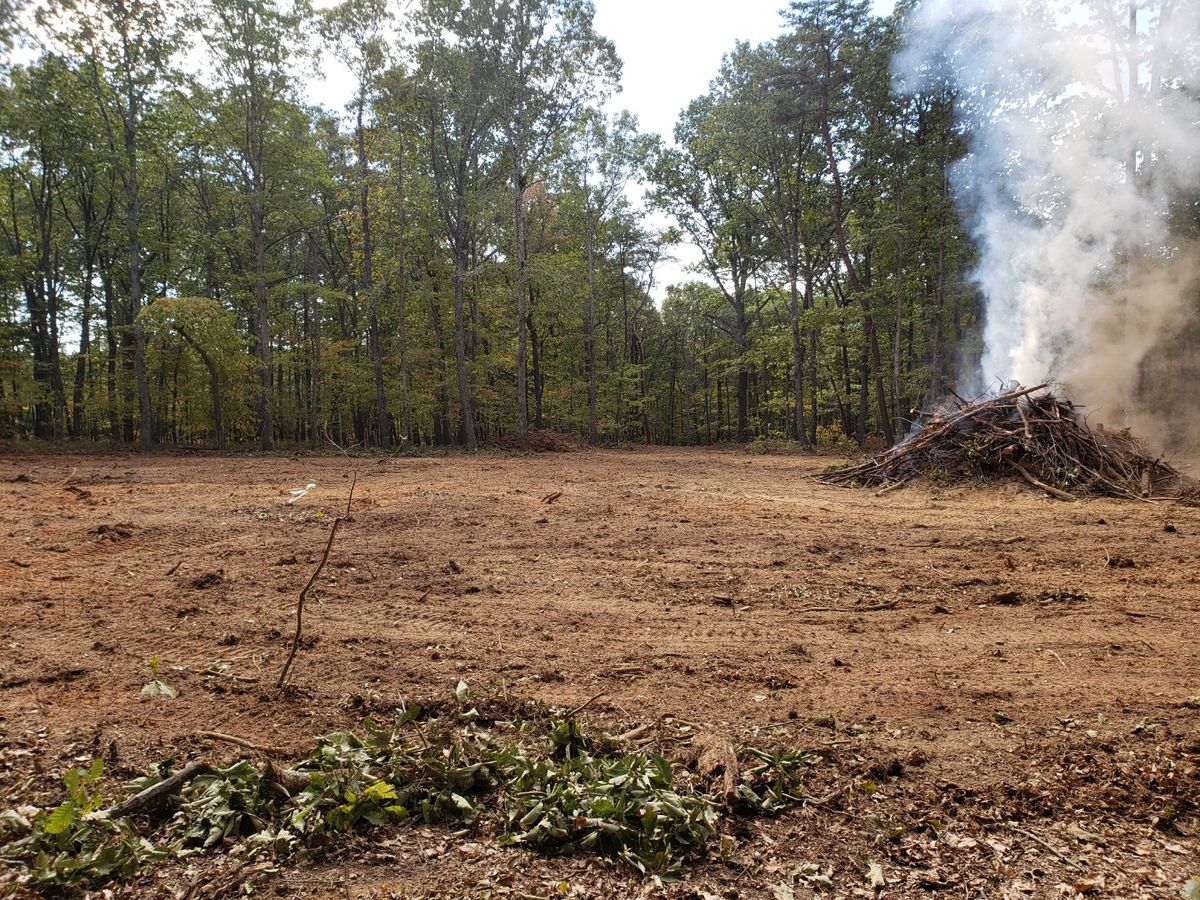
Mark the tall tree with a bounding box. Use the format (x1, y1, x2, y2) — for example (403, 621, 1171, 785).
(561, 108, 654, 442)
(321, 0, 392, 447)
(205, 0, 309, 450)
(413, 0, 502, 450)
(475, 0, 619, 445)
(50, 0, 186, 448)
(0, 59, 71, 438)
(781, 0, 896, 446)
(651, 75, 768, 442)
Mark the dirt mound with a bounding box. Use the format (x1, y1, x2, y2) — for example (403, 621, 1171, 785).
(822, 383, 1195, 501)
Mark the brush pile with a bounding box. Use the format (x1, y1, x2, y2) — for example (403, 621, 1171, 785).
(821, 384, 1193, 501)
(488, 428, 577, 452)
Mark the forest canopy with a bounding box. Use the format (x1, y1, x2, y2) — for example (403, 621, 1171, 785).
(0, 0, 1189, 451)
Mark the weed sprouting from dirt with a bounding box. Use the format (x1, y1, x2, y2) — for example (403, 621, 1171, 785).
(0, 687, 819, 894)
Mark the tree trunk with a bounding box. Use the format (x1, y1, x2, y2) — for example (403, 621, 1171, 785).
(527, 293, 544, 430)
(358, 100, 389, 449)
(788, 257, 808, 446)
(123, 79, 153, 450)
(892, 177, 905, 438)
(453, 211, 478, 450)
(819, 109, 895, 447)
(175, 326, 224, 450)
(47, 261, 66, 440)
(512, 153, 529, 447)
(246, 60, 273, 451)
(585, 205, 598, 442)
(101, 271, 120, 440)
(805, 269, 819, 445)
(72, 256, 94, 439)
(735, 294, 749, 443)
(396, 164, 410, 445)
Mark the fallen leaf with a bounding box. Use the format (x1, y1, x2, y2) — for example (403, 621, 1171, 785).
(867, 861, 886, 890)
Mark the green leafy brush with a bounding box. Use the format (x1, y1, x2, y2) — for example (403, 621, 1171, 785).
(0, 692, 819, 893)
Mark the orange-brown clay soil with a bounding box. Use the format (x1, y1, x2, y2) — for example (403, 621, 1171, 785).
(1, 448, 1197, 898)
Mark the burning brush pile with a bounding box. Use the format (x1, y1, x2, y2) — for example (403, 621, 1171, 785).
(821, 384, 1195, 502)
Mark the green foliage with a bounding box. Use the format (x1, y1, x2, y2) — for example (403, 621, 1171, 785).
(498, 747, 717, 878)
(736, 747, 820, 814)
(0, 0, 986, 450)
(173, 762, 269, 850)
(0, 689, 824, 892)
(1, 761, 165, 890)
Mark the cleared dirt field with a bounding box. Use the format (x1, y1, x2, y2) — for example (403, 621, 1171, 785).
(1, 448, 1197, 898)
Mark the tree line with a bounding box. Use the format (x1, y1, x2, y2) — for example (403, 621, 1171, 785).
(0, 0, 981, 451)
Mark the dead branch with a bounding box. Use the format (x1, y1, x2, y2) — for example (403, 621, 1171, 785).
(1011, 462, 1076, 502)
(276, 470, 357, 689)
(102, 760, 213, 819)
(195, 731, 285, 756)
(563, 691, 607, 718)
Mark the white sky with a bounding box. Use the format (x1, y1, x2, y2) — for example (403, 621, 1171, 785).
(309, 0, 793, 142)
(593, 0, 790, 144)
(593, 0, 794, 291)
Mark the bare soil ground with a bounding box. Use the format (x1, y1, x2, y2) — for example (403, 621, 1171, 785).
(1, 448, 1197, 898)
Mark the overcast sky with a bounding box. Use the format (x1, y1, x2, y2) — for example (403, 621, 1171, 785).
(592, 0, 794, 291)
(593, 0, 790, 143)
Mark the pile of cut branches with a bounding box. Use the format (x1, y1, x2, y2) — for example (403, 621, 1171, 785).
(488, 428, 578, 453)
(0, 685, 822, 893)
(821, 384, 1193, 502)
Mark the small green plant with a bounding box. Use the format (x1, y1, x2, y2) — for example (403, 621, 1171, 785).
(736, 747, 820, 813)
(140, 656, 177, 699)
(548, 717, 588, 760)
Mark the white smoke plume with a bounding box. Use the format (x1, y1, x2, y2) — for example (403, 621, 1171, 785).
(896, 0, 1200, 454)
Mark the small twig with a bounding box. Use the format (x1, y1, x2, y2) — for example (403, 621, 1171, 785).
(277, 470, 358, 689)
(165, 560, 183, 576)
(616, 722, 658, 743)
(1047, 650, 1067, 670)
(195, 731, 285, 755)
(1017, 402, 1033, 441)
(564, 691, 607, 718)
(201, 668, 259, 683)
(1007, 824, 1082, 870)
(342, 471, 357, 518)
(803, 784, 845, 810)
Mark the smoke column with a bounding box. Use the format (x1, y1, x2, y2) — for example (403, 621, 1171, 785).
(896, 0, 1200, 453)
